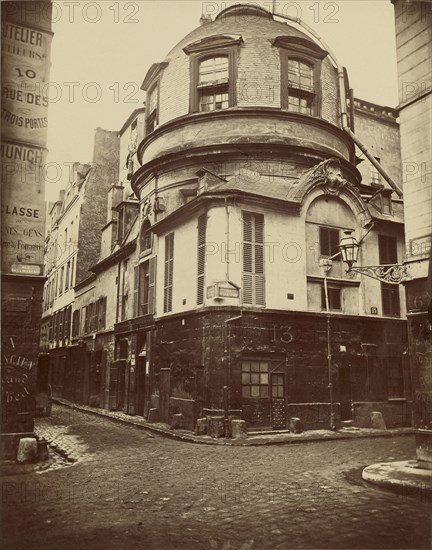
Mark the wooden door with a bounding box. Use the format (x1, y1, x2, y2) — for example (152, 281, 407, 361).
(271, 373, 286, 429)
(339, 367, 352, 420)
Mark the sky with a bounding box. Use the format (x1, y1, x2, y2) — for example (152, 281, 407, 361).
(46, 0, 399, 200)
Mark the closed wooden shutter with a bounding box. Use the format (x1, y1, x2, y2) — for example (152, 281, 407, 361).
(164, 233, 174, 313)
(379, 235, 398, 264)
(242, 211, 265, 306)
(197, 214, 206, 305)
(148, 256, 156, 314)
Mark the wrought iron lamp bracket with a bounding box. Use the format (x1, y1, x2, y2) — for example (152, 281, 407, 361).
(347, 264, 408, 284)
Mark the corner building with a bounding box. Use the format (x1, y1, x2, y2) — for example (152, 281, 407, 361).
(122, 5, 409, 431)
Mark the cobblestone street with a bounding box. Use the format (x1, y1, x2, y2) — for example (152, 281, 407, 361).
(2, 405, 431, 550)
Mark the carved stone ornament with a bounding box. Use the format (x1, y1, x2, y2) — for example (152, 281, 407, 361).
(307, 158, 348, 195)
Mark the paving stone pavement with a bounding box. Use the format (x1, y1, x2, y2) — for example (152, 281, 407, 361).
(2, 404, 431, 550)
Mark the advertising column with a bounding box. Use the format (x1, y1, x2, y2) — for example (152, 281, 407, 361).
(1, 1, 53, 458)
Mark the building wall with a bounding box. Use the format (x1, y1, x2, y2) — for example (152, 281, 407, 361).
(393, 0, 432, 462)
(1, 1, 53, 449)
(353, 101, 402, 188)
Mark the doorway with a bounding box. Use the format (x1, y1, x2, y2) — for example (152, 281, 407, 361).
(271, 373, 286, 429)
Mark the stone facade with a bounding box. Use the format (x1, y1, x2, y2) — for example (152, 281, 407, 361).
(392, 0, 432, 466)
(43, 4, 412, 434)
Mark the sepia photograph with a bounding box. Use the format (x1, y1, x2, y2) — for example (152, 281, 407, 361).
(1, 1, 431, 549)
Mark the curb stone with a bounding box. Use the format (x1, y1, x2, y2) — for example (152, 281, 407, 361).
(52, 398, 415, 447)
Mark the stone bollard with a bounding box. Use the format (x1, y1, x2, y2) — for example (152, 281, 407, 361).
(231, 419, 247, 439)
(147, 408, 159, 423)
(170, 413, 183, 430)
(17, 437, 38, 464)
(37, 439, 49, 461)
(195, 417, 207, 435)
(290, 417, 303, 434)
(370, 411, 386, 430)
(207, 416, 225, 438)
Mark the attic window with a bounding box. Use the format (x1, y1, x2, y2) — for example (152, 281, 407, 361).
(275, 36, 327, 117)
(185, 35, 242, 113)
(146, 84, 159, 134)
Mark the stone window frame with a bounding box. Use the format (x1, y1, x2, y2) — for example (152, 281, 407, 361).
(274, 36, 328, 117)
(184, 35, 243, 114)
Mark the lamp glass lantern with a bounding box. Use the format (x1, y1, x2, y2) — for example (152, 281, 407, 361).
(339, 230, 360, 270)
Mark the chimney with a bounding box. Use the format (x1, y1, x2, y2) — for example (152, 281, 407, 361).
(200, 14, 212, 25)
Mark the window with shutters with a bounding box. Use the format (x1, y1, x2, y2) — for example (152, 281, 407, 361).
(59, 266, 64, 295)
(64, 306, 71, 341)
(242, 211, 265, 307)
(197, 214, 206, 305)
(146, 84, 159, 134)
(319, 227, 340, 258)
(138, 258, 156, 315)
(164, 233, 174, 313)
(58, 309, 64, 342)
(140, 219, 152, 254)
(72, 309, 80, 338)
(379, 235, 400, 317)
(97, 297, 107, 329)
(242, 360, 269, 398)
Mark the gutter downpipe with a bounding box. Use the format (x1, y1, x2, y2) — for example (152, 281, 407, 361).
(337, 67, 403, 198)
(224, 313, 243, 437)
(273, 11, 403, 199)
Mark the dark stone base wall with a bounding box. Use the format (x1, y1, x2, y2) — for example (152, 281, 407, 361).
(1, 276, 43, 445)
(353, 401, 412, 428)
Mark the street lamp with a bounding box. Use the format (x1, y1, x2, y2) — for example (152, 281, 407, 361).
(338, 230, 409, 284)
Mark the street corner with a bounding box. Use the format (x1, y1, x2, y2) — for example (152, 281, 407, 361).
(362, 460, 432, 498)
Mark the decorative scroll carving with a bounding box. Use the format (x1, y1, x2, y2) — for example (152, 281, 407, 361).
(350, 264, 409, 284)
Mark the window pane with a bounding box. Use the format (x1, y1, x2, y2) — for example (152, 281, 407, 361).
(260, 373, 268, 384)
(242, 361, 251, 372)
(242, 372, 250, 384)
(251, 373, 260, 384)
(199, 57, 228, 84)
(251, 385, 260, 397)
(251, 361, 260, 372)
(261, 386, 269, 397)
(259, 361, 268, 372)
(242, 386, 250, 398)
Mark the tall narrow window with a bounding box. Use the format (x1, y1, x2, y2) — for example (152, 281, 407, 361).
(70, 256, 75, 288)
(379, 235, 400, 317)
(59, 266, 64, 295)
(164, 233, 174, 313)
(140, 220, 152, 253)
(139, 259, 156, 315)
(286, 59, 314, 115)
(146, 85, 158, 134)
(197, 57, 229, 112)
(197, 214, 206, 305)
(242, 212, 265, 306)
(65, 261, 70, 291)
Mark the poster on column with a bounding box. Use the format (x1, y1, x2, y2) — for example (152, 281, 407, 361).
(1, 143, 47, 275)
(1, 18, 53, 146)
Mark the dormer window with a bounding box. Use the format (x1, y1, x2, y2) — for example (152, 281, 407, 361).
(184, 34, 243, 114)
(198, 57, 229, 112)
(146, 84, 158, 134)
(274, 35, 327, 117)
(287, 59, 314, 115)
